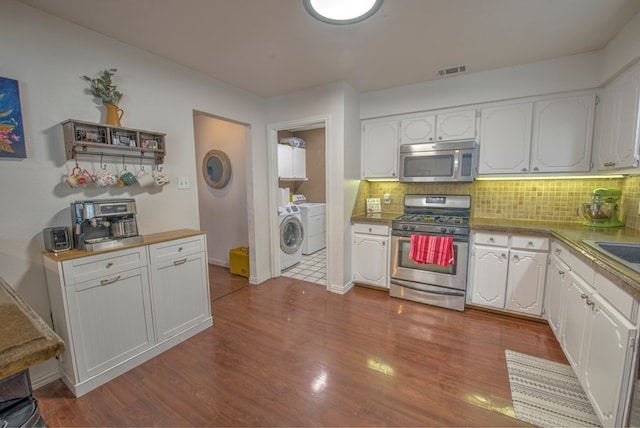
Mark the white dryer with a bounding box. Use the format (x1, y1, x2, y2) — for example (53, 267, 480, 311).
(279, 205, 304, 270)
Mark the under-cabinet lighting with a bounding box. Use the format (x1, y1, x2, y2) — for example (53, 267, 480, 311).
(365, 179, 399, 182)
(475, 175, 625, 181)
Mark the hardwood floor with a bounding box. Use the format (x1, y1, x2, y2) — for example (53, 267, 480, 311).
(35, 265, 566, 426)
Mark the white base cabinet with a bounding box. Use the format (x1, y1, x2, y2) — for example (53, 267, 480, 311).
(469, 232, 547, 317)
(149, 236, 210, 342)
(548, 241, 639, 427)
(351, 223, 390, 288)
(43, 233, 212, 397)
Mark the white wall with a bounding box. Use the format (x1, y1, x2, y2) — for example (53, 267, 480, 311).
(194, 115, 249, 266)
(0, 0, 266, 384)
(359, 51, 602, 119)
(601, 10, 640, 82)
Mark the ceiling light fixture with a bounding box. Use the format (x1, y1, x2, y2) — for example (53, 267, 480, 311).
(303, 0, 383, 25)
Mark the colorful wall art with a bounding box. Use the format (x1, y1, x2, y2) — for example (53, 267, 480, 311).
(0, 77, 26, 158)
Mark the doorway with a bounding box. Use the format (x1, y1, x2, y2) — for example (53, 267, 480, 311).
(269, 117, 329, 289)
(193, 111, 250, 297)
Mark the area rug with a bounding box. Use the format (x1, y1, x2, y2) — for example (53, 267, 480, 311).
(505, 350, 601, 428)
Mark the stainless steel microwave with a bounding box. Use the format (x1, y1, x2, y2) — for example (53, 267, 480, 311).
(399, 140, 479, 182)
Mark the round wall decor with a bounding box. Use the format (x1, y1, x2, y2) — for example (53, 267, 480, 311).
(202, 149, 232, 189)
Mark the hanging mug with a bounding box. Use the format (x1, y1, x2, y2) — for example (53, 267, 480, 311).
(119, 170, 137, 187)
(153, 170, 170, 187)
(65, 166, 94, 188)
(95, 169, 118, 187)
(136, 170, 155, 188)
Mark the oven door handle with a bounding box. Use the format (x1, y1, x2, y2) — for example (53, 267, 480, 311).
(390, 279, 465, 296)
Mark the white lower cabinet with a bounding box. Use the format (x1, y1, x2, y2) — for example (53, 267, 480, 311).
(549, 240, 639, 427)
(469, 232, 547, 317)
(43, 233, 212, 397)
(544, 247, 569, 340)
(149, 237, 210, 342)
(582, 293, 637, 427)
(351, 223, 390, 288)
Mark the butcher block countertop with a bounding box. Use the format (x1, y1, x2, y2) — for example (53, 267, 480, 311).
(0, 276, 65, 379)
(42, 229, 205, 262)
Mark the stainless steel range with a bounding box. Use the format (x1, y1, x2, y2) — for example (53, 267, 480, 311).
(390, 194, 471, 311)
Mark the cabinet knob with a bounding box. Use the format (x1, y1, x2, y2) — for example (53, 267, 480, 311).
(555, 248, 561, 255)
(558, 270, 565, 276)
(521, 167, 528, 172)
(586, 298, 595, 308)
(392, 172, 396, 177)
(513, 254, 520, 261)
(438, 136, 443, 140)
(533, 167, 539, 171)
(527, 241, 534, 247)
(178, 246, 183, 252)
(489, 237, 495, 243)
(382, 241, 385, 247)
(105, 262, 113, 269)
(428, 137, 434, 142)
(581, 293, 588, 300)
(501, 253, 507, 258)
(368, 228, 372, 232)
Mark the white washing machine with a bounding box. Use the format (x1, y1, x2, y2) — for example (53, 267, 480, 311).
(279, 205, 304, 270)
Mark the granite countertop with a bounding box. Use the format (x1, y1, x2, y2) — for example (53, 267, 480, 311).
(350, 212, 401, 225)
(42, 228, 205, 262)
(471, 218, 640, 299)
(351, 213, 640, 298)
(0, 276, 65, 379)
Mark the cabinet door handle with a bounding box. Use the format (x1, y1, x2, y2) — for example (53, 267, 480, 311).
(100, 275, 121, 285)
(586, 298, 595, 308)
(173, 258, 188, 266)
(178, 246, 183, 252)
(558, 270, 565, 276)
(581, 293, 588, 300)
(555, 248, 561, 255)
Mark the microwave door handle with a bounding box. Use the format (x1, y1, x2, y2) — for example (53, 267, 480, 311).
(452, 150, 460, 179)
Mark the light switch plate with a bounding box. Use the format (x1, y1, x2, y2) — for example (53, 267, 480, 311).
(177, 176, 190, 189)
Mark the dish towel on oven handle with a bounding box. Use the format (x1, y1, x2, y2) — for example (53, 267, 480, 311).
(409, 235, 455, 266)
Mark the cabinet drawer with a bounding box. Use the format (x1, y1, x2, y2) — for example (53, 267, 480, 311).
(149, 235, 205, 264)
(352, 223, 389, 236)
(562, 246, 594, 284)
(474, 232, 508, 246)
(593, 272, 636, 322)
(510, 236, 548, 251)
(62, 247, 148, 285)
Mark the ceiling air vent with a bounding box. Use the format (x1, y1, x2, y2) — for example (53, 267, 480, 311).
(436, 65, 467, 78)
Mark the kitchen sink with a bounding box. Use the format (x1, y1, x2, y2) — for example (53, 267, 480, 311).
(582, 240, 640, 273)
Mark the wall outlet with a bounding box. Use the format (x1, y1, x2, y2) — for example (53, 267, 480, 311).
(177, 176, 190, 189)
(383, 193, 391, 204)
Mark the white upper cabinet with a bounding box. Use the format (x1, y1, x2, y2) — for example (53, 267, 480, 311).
(361, 119, 399, 179)
(531, 94, 595, 173)
(479, 102, 533, 174)
(278, 144, 307, 180)
(594, 60, 640, 171)
(478, 92, 595, 175)
(436, 109, 477, 141)
(400, 110, 476, 145)
(400, 115, 435, 144)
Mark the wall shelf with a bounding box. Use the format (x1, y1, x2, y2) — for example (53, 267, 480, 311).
(62, 119, 166, 165)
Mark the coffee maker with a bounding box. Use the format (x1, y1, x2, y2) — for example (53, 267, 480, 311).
(579, 187, 625, 228)
(71, 199, 143, 251)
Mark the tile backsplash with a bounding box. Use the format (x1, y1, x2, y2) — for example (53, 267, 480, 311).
(354, 176, 640, 230)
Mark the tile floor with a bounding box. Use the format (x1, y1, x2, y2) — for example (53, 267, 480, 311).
(282, 248, 326, 285)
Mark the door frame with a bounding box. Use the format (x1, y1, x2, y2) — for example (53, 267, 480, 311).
(267, 115, 329, 287)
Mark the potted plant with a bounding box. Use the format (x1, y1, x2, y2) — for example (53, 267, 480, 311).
(82, 68, 124, 126)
